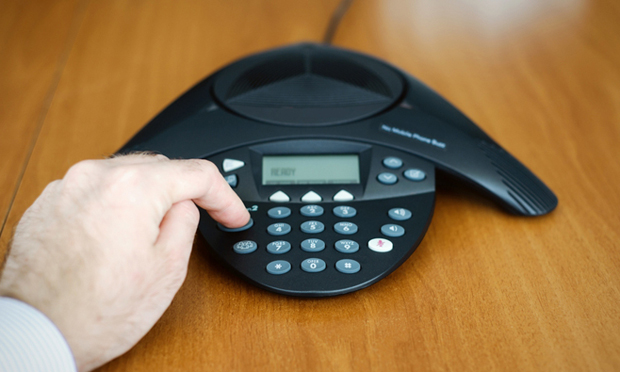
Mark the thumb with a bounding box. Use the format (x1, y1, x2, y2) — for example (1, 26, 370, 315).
(155, 200, 200, 266)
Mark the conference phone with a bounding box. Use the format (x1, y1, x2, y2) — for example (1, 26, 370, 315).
(120, 43, 557, 296)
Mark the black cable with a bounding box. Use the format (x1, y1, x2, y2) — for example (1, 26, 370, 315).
(322, 0, 355, 44)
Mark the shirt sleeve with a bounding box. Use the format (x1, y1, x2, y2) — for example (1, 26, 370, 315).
(0, 297, 77, 372)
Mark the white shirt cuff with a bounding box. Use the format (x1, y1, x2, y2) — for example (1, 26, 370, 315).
(0, 297, 77, 372)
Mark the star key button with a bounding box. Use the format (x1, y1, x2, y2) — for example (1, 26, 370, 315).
(266, 260, 291, 275)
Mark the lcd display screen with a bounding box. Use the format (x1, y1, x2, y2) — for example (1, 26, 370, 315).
(262, 155, 360, 185)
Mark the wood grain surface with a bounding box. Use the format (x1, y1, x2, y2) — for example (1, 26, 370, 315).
(1, 0, 619, 371)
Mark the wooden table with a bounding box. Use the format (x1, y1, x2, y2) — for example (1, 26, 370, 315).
(2, 0, 619, 370)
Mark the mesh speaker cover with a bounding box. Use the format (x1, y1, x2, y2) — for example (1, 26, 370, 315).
(213, 44, 404, 126)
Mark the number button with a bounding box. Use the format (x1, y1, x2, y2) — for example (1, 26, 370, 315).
(388, 208, 412, 221)
(333, 206, 357, 218)
(334, 222, 358, 235)
(268, 207, 291, 219)
(300, 205, 324, 217)
(233, 240, 257, 254)
(301, 239, 325, 252)
(301, 258, 326, 273)
(266, 260, 291, 275)
(381, 224, 405, 237)
(267, 240, 291, 254)
(301, 221, 325, 234)
(334, 240, 360, 253)
(267, 223, 291, 236)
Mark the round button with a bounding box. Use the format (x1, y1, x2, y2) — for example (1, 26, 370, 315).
(333, 206, 357, 218)
(268, 207, 291, 219)
(301, 258, 326, 273)
(267, 223, 291, 236)
(301, 220, 325, 234)
(301, 239, 325, 252)
(266, 260, 291, 275)
(381, 224, 405, 237)
(218, 218, 254, 232)
(233, 240, 257, 254)
(334, 222, 358, 235)
(300, 205, 324, 217)
(382, 157, 403, 169)
(377, 172, 398, 185)
(368, 238, 393, 253)
(334, 239, 360, 253)
(388, 208, 412, 221)
(267, 240, 291, 254)
(336, 259, 361, 274)
(403, 169, 426, 181)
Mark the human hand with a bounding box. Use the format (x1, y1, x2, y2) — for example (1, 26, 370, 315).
(0, 154, 250, 371)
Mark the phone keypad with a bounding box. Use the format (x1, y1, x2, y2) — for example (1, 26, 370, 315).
(230, 203, 412, 277)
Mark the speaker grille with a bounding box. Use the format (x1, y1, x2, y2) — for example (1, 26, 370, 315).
(213, 44, 404, 126)
(310, 50, 392, 98)
(225, 53, 305, 100)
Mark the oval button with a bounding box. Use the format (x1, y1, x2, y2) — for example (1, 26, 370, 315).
(266, 260, 291, 275)
(334, 222, 358, 235)
(336, 259, 361, 274)
(267, 223, 291, 236)
(301, 258, 326, 273)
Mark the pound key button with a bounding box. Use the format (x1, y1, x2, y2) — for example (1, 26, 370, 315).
(267, 223, 291, 236)
(233, 240, 257, 254)
(301, 258, 326, 273)
(336, 259, 361, 274)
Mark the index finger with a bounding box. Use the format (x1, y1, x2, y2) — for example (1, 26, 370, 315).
(136, 158, 250, 228)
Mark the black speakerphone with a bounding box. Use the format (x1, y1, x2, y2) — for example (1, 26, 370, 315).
(119, 43, 557, 297)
